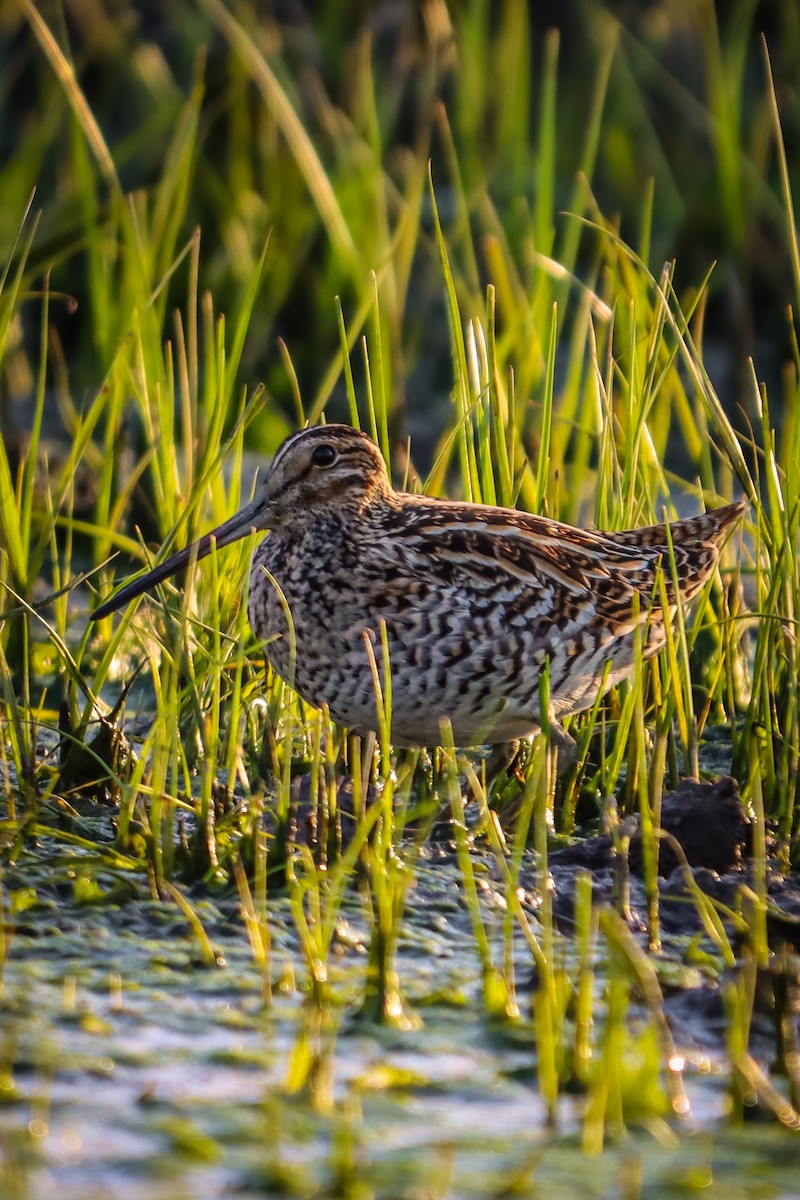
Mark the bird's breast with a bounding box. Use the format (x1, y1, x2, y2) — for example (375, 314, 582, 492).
(247, 527, 368, 696)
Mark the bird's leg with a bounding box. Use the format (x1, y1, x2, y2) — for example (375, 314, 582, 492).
(482, 740, 526, 792)
(484, 722, 578, 795)
(544, 720, 578, 775)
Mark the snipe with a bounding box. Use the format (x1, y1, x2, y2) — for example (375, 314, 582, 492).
(92, 425, 745, 748)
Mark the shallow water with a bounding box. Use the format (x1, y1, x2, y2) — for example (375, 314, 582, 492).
(1, 841, 799, 1200)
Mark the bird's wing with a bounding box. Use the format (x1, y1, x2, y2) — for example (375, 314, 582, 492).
(375, 501, 662, 632)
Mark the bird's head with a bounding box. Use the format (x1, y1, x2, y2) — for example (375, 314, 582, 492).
(91, 424, 392, 619)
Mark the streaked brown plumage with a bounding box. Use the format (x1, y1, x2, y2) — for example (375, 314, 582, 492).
(92, 425, 745, 747)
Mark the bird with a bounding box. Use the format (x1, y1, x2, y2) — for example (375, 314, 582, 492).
(92, 424, 745, 749)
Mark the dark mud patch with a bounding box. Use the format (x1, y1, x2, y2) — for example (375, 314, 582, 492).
(547, 775, 799, 948)
(550, 776, 750, 878)
(547, 775, 800, 1060)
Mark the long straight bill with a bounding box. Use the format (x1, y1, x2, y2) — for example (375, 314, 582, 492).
(91, 496, 267, 620)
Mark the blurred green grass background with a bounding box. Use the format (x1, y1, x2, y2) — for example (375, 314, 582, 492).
(2, 0, 798, 451)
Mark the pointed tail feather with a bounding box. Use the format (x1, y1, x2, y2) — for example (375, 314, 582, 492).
(607, 499, 746, 603)
(607, 499, 746, 552)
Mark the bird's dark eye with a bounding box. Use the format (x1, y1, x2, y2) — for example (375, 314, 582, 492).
(311, 444, 337, 467)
